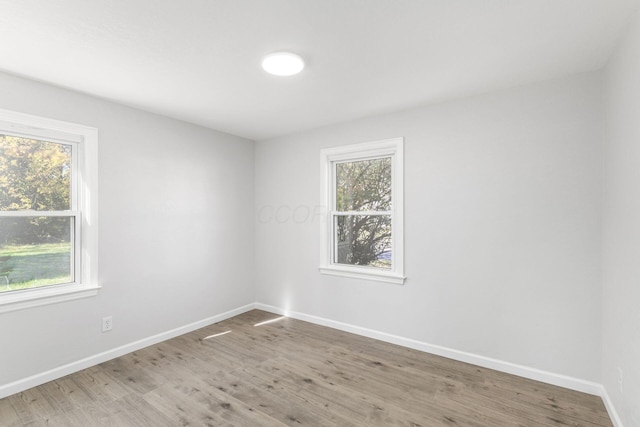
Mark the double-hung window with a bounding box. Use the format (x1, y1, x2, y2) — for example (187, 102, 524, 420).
(0, 109, 99, 313)
(320, 137, 405, 284)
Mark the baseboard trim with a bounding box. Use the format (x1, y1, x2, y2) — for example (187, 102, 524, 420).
(0, 303, 256, 399)
(600, 385, 624, 427)
(255, 303, 603, 396)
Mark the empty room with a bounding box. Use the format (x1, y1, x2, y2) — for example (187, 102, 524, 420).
(0, 0, 639, 426)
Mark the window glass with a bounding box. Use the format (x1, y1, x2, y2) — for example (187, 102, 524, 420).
(334, 214, 392, 269)
(335, 157, 391, 212)
(0, 217, 73, 291)
(0, 134, 72, 211)
(0, 134, 75, 293)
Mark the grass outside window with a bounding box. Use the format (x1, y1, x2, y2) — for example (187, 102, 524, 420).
(0, 242, 72, 292)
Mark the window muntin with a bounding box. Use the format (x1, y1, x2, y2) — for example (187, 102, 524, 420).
(320, 138, 404, 284)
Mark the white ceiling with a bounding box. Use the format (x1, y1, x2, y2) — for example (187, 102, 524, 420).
(0, 0, 638, 141)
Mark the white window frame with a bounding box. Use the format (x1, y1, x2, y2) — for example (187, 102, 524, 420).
(319, 137, 405, 285)
(0, 108, 99, 313)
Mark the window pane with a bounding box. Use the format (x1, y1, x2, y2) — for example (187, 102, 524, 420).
(334, 214, 391, 269)
(0, 134, 72, 211)
(0, 217, 73, 292)
(336, 157, 391, 211)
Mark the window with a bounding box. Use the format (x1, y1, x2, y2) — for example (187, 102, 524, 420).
(320, 137, 404, 284)
(0, 109, 99, 313)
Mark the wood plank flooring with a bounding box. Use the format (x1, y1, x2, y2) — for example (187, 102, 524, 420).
(0, 310, 612, 426)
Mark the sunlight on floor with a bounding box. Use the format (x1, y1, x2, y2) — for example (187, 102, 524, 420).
(254, 316, 286, 327)
(202, 330, 232, 340)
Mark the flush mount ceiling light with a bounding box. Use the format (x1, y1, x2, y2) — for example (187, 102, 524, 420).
(261, 52, 305, 76)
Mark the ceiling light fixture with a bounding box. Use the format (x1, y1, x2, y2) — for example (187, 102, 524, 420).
(261, 52, 305, 76)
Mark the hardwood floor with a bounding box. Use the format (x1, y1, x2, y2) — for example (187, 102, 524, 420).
(0, 310, 612, 426)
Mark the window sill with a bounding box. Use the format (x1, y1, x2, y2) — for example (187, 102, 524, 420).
(319, 266, 406, 285)
(0, 284, 101, 314)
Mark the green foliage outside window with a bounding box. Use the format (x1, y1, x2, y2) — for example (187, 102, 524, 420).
(0, 134, 71, 246)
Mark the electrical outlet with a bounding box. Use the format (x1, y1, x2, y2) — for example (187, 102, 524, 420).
(102, 316, 113, 332)
(617, 367, 623, 394)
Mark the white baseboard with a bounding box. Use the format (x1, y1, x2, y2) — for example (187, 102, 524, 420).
(0, 303, 256, 399)
(600, 385, 625, 427)
(255, 303, 603, 396)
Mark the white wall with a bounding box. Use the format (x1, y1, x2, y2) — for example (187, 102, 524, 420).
(255, 72, 603, 382)
(0, 71, 255, 386)
(603, 9, 640, 426)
